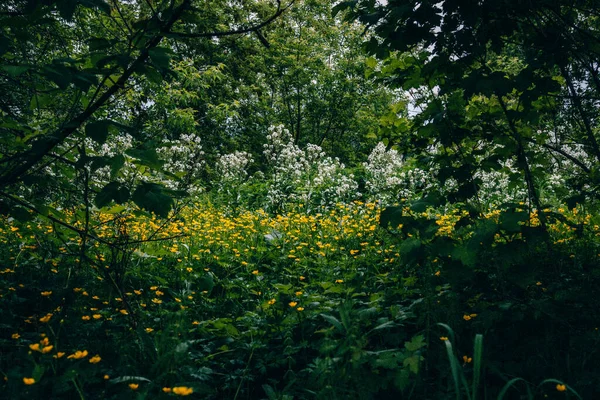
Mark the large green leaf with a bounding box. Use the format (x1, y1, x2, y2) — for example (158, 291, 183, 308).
(95, 182, 130, 208)
(85, 120, 112, 144)
(131, 182, 173, 217)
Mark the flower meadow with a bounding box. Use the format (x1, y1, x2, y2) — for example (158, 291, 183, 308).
(1, 199, 600, 399)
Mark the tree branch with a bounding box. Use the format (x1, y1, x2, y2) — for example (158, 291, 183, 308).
(168, 0, 294, 39)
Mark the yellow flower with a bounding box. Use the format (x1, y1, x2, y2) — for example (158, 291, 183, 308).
(434, 271, 441, 277)
(335, 279, 344, 283)
(89, 355, 101, 364)
(39, 314, 52, 323)
(40, 291, 52, 297)
(54, 352, 65, 359)
(81, 315, 91, 321)
(172, 386, 193, 396)
(67, 350, 88, 359)
(150, 286, 158, 290)
(29, 343, 40, 352)
(93, 314, 102, 320)
(462, 355, 472, 363)
(41, 345, 53, 354)
(440, 336, 449, 341)
(268, 299, 276, 305)
(103, 375, 110, 380)
(295, 291, 303, 296)
(11, 333, 20, 339)
(145, 328, 154, 333)
(162, 387, 172, 393)
(463, 315, 472, 321)
(152, 298, 162, 304)
(134, 290, 142, 295)
(556, 384, 566, 392)
(23, 377, 35, 385)
(252, 270, 259, 275)
(297, 307, 305, 311)
(129, 383, 139, 390)
(299, 276, 305, 281)
(119, 309, 129, 315)
(289, 301, 298, 307)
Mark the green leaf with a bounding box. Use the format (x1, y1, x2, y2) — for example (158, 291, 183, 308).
(399, 237, 422, 264)
(148, 47, 173, 70)
(499, 210, 528, 232)
(126, 148, 163, 169)
(404, 334, 426, 352)
(95, 182, 130, 208)
(1, 65, 28, 76)
(320, 314, 344, 332)
(9, 206, 34, 222)
(85, 120, 112, 144)
(108, 154, 125, 178)
(403, 355, 422, 374)
(379, 206, 403, 229)
(132, 183, 173, 217)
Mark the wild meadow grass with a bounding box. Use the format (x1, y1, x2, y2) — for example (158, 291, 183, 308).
(0, 200, 597, 398)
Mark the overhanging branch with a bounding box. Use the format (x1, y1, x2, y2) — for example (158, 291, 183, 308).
(168, 0, 294, 39)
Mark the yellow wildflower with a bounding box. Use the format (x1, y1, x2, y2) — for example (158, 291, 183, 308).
(172, 386, 193, 396)
(556, 384, 566, 392)
(23, 377, 35, 385)
(129, 383, 139, 390)
(89, 355, 101, 364)
(67, 350, 88, 359)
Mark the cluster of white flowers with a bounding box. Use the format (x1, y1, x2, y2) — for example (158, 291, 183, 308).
(474, 165, 527, 207)
(84, 131, 205, 196)
(263, 125, 358, 210)
(216, 151, 253, 186)
(156, 132, 205, 194)
(363, 142, 432, 204)
(84, 133, 138, 186)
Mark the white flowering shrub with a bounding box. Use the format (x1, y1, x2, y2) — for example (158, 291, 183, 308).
(156, 132, 205, 195)
(85, 131, 205, 198)
(363, 142, 433, 204)
(263, 125, 359, 211)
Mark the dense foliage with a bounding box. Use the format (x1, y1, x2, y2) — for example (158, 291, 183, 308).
(1, 0, 600, 399)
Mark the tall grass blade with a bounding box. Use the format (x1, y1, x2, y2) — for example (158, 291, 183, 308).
(498, 377, 533, 400)
(471, 334, 483, 400)
(539, 379, 583, 400)
(443, 339, 461, 400)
